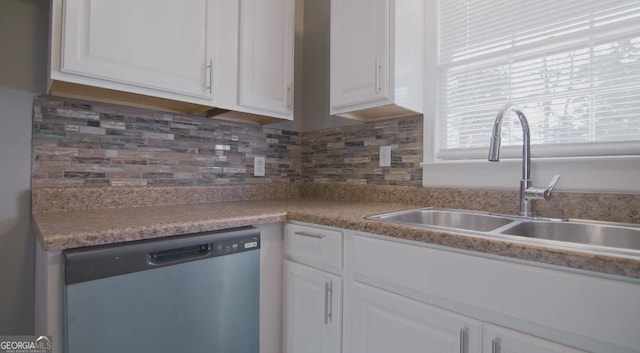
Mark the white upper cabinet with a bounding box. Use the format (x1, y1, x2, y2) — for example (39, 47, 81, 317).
(239, 0, 295, 117)
(50, 0, 294, 122)
(212, 0, 295, 121)
(330, 0, 423, 121)
(330, 0, 388, 110)
(51, 0, 215, 106)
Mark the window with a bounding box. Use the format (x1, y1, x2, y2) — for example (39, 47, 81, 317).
(422, 0, 640, 192)
(437, 0, 640, 160)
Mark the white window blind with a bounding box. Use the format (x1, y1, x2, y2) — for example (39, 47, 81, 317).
(438, 0, 640, 160)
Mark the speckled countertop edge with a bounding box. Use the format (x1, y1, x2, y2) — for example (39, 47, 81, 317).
(33, 199, 640, 279)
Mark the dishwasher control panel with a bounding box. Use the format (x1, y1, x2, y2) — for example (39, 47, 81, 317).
(213, 235, 260, 256)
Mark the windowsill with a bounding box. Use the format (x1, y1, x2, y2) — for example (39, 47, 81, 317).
(420, 156, 640, 193)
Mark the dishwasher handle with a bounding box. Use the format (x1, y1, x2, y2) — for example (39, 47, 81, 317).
(64, 227, 260, 285)
(148, 243, 212, 265)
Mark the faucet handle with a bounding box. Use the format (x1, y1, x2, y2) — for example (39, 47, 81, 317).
(543, 174, 561, 200)
(525, 174, 560, 201)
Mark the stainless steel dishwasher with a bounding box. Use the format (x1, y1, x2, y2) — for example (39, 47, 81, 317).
(63, 226, 260, 353)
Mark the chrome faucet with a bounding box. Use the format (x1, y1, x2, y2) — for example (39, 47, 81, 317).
(488, 103, 560, 217)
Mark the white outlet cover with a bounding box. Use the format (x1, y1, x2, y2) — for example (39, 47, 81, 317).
(254, 156, 266, 176)
(380, 146, 392, 167)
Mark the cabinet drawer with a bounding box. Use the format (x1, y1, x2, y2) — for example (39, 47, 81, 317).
(285, 223, 342, 274)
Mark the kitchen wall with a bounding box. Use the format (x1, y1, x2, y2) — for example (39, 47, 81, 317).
(298, 0, 359, 132)
(0, 89, 36, 334)
(0, 0, 49, 335)
(29, 95, 640, 224)
(301, 115, 423, 185)
(32, 96, 301, 187)
(32, 96, 423, 188)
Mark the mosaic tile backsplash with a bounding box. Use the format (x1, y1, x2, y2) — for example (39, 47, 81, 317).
(31, 96, 423, 187)
(32, 96, 301, 186)
(301, 116, 423, 186)
(31, 96, 639, 224)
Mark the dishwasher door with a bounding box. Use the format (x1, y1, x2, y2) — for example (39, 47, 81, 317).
(63, 227, 260, 353)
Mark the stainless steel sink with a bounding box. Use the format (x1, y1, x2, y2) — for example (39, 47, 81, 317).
(366, 208, 514, 232)
(498, 220, 640, 251)
(366, 208, 640, 256)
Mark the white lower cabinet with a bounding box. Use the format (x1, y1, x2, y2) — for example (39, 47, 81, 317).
(484, 324, 587, 353)
(349, 282, 482, 353)
(283, 223, 343, 353)
(283, 223, 640, 353)
(348, 281, 587, 353)
(348, 232, 640, 353)
(284, 261, 342, 353)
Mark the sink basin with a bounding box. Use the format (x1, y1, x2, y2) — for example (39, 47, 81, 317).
(366, 208, 514, 232)
(367, 208, 640, 256)
(499, 220, 640, 251)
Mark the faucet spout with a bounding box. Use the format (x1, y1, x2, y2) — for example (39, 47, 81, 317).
(488, 103, 533, 216)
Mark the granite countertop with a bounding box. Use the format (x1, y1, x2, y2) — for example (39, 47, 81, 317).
(33, 199, 640, 279)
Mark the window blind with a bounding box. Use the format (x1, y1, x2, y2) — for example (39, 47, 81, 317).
(438, 0, 640, 160)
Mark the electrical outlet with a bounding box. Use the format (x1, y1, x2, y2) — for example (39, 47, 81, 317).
(380, 146, 392, 167)
(254, 156, 266, 176)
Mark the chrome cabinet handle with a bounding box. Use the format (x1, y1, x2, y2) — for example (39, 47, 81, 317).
(324, 281, 333, 325)
(206, 58, 213, 94)
(459, 328, 467, 353)
(492, 338, 500, 353)
(286, 84, 292, 110)
(375, 58, 382, 93)
(294, 231, 325, 239)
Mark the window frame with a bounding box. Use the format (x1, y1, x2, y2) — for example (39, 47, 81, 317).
(421, 0, 640, 193)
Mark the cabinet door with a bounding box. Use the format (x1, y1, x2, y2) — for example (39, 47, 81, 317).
(61, 0, 212, 98)
(330, 0, 389, 110)
(484, 324, 588, 353)
(349, 282, 482, 353)
(238, 0, 294, 116)
(284, 261, 341, 353)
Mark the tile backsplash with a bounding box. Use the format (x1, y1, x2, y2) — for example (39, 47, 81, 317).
(32, 96, 301, 187)
(301, 116, 423, 186)
(32, 96, 423, 187)
(30, 96, 639, 224)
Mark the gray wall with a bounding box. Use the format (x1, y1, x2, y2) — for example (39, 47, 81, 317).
(0, 0, 49, 334)
(269, 0, 356, 132)
(299, 0, 357, 132)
